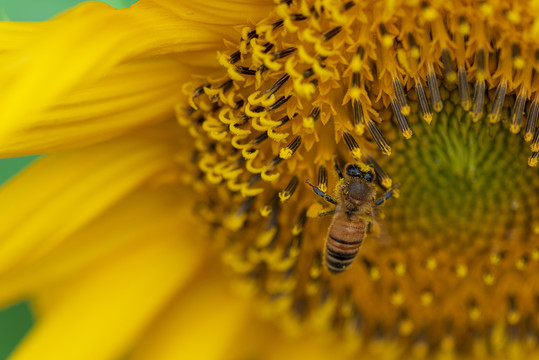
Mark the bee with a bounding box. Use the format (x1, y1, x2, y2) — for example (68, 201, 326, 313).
(306, 159, 397, 274)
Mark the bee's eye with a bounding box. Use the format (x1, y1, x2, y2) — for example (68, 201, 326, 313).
(345, 164, 361, 176)
(364, 172, 374, 182)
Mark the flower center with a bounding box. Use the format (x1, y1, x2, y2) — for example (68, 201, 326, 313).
(177, 0, 539, 355)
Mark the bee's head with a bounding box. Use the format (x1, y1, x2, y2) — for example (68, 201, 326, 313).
(344, 163, 375, 204)
(345, 164, 375, 182)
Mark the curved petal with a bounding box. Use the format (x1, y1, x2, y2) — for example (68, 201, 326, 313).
(148, 0, 274, 25)
(0, 126, 182, 277)
(9, 215, 205, 360)
(0, 0, 241, 140)
(0, 185, 191, 307)
(129, 269, 253, 360)
(0, 57, 191, 156)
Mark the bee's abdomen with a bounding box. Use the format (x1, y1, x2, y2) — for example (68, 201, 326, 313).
(325, 218, 366, 274)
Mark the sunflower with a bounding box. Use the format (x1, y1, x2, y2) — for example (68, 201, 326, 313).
(1, 0, 539, 359)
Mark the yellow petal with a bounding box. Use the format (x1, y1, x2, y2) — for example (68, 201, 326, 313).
(0, 0, 232, 138)
(0, 185, 190, 307)
(9, 216, 205, 360)
(149, 0, 274, 25)
(0, 57, 190, 156)
(0, 129, 181, 277)
(129, 269, 252, 360)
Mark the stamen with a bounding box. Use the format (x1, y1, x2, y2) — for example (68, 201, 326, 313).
(414, 77, 432, 124)
(261, 192, 280, 217)
(510, 89, 526, 134)
(458, 67, 471, 110)
(263, 74, 290, 96)
(290, 13, 307, 21)
(512, 43, 525, 70)
(322, 26, 342, 41)
(366, 118, 392, 156)
(529, 152, 539, 167)
(525, 98, 539, 142)
(279, 176, 299, 202)
(351, 99, 365, 133)
(391, 99, 413, 139)
(229, 51, 241, 64)
(291, 208, 308, 236)
(303, 68, 314, 78)
(392, 77, 410, 116)
(236, 66, 257, 76)
(342, 1, 355, 11)
(489, 80, 507, 123)
(271, 47, 297, 60)
(441, 49, 457, 83)
(427, 65, 443, 112)
(268, 95, 291, 112)
(303, 107, 321, 129)
(342, 132, 362, 159)
(317, 166, 328, 193)
(365, 155, 392, 188)
(472, 49, 487, 121)
(279, 136, 302, 159)
(531, 129, 539, 152)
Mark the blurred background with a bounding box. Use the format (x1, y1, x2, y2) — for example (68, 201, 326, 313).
(0, 1, 136, 358)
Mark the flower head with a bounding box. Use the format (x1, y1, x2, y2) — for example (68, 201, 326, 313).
(0, 0, 539, 359)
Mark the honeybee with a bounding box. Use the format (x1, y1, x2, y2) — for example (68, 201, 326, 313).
(306, 160, 397, 274)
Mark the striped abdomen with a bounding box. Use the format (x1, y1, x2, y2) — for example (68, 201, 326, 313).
(325, 209, 367, 274)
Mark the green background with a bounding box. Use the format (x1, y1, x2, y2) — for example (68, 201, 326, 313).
(0, 1, 137, 358)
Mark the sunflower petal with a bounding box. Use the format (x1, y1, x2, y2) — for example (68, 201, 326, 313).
(0, 185, 191, 307)
(129, 270, 252, 360)
(0, 0, 230, 139)
(0, 130, 181, 277)
(8, 218, 204, 360)
(0, 57, 189, 156)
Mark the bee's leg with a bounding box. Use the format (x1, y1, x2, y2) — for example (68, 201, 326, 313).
(305, 180, 338, 205)
(333, 157, 344, 179)
(318, 209, 336, 217)
(375, 184, 400, 206)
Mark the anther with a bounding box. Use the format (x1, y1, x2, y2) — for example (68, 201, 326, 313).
(391, 99, 413, 139)
(441, 49, 456, 83)
(271, 47, 297, 60)
(427, 65, 443, 112)
(507, 296, 520, 325)
(365, 155, 392, 188)
(264, 74, 290, 97)
(322, 26, 342, 41)
(262, 43, 275, 54)
(366, 118, 392, 156)
(529, 152, 539, 167)
(229, 51, 241, 64)
(512, 43, 525, 70)
(510, 89, 526, 134)
(378, 24, 393, 48)
(525, 99, 539, 142)
(392, 77, 410, 115)
(291, 208, 308, 236)
(317, 166, 328, 193)
(279, 136, 302, 159)
(351, 99, 365, 133)
(472, 80, 485, 122)
(279, 176, 299, 202)
(342, 132, 362, 159)
(193, 83, 210, 98)
(271, 19, 284, 30)
(303, 107, 321, 129)
(235, 65, 257, 76)
(260, 192, 280, 217)
(267, 95, 292, 112)
(342, 1, 355, 11)
(458, 67, 471, 110)
(303, 68, 314, 78)
(414, 77, 432, 123)
(532, 129, 539, 152)
(488, 80, 507, 123)
(290, 13, 307, 21)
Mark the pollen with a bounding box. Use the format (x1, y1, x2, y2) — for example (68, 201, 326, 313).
(177, 0, 539, 357)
